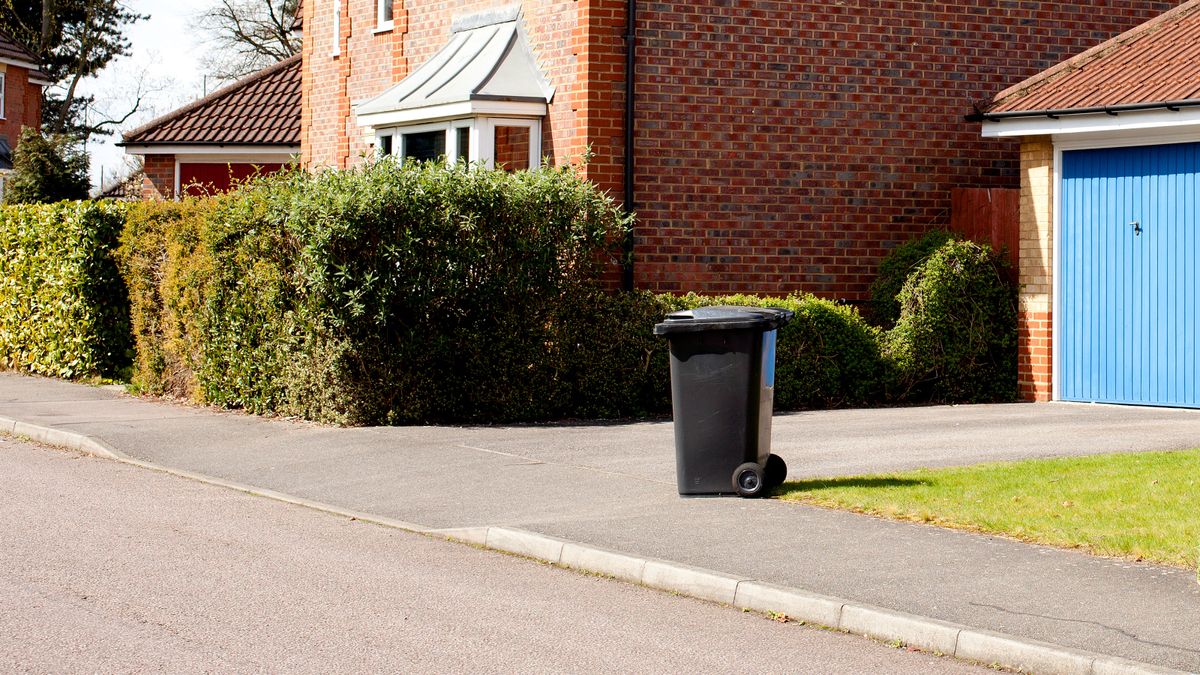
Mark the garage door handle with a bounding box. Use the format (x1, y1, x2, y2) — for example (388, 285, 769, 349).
(1130, 220, 1142, 236)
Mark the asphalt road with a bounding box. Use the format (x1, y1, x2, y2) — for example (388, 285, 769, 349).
(0, 437, 985, 674)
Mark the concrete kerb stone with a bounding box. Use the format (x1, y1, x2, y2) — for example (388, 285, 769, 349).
(956, 629, 1097, 674)
(485, 527, 567, 562)
(642, 559, 742, 605)
(839, 604, 961, 656)
(1092, 656, 1198, 675)
(2, 416, 1190, 675)
(733, 580, 844, 628)
(561, 541, 647, 584)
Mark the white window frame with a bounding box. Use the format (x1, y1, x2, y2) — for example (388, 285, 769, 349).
(375, 117, 540, 170)
(0, 72, 6, 119)
(375, 0, 394, 32)
(331, 0, 341, 57)
(480, 118, 541, 170)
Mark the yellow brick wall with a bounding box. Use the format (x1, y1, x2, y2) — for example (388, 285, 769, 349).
(1018, 136, 1054, 401)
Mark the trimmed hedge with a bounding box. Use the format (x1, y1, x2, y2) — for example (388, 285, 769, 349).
(885, 239, 1017, 402)
(117, 198, 214, 398)
(675, 294, 887, 409)
(118, 161, 637, 424)
(1, 164, 1017, 422)
(0, 201, 131, 379)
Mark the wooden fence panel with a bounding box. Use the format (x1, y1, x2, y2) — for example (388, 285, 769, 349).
(949, 187, 1020, 282)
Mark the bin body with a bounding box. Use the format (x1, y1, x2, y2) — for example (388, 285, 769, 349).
(654, 307, 791, 496)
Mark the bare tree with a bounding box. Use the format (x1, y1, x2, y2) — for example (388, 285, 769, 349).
(199, 0, 300, 81)
(0, 0, 148, 137)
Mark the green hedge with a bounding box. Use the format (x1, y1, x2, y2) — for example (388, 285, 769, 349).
(0, 201, 131, 379)
(0, 164, 1016, 422)
(885, 239, 1017, 402)
(118, 161, 639, 424)
(869, 229, 954, 327)
(117, 198, 213, 398)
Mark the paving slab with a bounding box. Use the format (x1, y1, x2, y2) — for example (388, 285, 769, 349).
(3, 372, 1199, 671)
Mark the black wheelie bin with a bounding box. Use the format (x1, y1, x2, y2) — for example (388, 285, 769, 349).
(653, 306, 794, 498)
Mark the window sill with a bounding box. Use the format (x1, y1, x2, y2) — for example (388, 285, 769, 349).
(373, 22, 394, 34)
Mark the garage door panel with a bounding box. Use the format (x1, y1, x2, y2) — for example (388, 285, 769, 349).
(1061, 142, 1199, 407)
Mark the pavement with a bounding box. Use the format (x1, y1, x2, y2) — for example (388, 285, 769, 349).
(2, 371, 1199, 673)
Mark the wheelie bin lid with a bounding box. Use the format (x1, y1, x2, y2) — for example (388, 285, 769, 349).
(653, 305, 794, 335)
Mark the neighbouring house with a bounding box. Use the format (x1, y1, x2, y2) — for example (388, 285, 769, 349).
(300, 0, 1181, 299)
(0, 27, 49, 199)
(976, 0, 1200, 407)
(120, 55, 301, 200)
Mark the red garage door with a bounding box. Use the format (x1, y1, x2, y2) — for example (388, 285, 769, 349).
(179, 162, 287, 196)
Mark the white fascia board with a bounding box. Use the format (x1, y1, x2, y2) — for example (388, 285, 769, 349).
(123, 144, 299, 156)
(0, 57, 42, 71)
(172, 153, 298, 164)
(28, 78, 52, 87)
(981, 107, 1200, 138)
(356, 100, 548, 129)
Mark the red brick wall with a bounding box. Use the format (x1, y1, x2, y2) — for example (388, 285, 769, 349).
(301, 0, 626, 193)
(1019, 310, 1053, 402)
(630, 0, 1177, 298)
(301, 0, 1178, 299)
(142, 155, 175, 200)
(0, 64, 42, 149)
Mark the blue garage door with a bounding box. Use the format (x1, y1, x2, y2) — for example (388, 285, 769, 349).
(1060, 142, 1200, 407)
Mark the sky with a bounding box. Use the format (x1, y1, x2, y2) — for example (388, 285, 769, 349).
(76, 0, 217, 191)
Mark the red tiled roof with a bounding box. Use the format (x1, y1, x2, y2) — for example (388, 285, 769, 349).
(0, 26, 49, 80)
(122, 55, 300, 146)
(987, 0, 1200, 115)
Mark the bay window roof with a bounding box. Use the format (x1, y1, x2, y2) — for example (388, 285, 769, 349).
(355, 11, 553, 128)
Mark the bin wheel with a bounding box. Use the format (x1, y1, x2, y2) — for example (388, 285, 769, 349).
(765, 454, 788, 488)
(733, 462, 766, 498)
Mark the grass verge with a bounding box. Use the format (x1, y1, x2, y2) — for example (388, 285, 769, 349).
(775, 449, 1200, 569)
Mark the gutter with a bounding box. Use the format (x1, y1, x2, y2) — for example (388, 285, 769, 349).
(622, 0, 637, 292)
(966, 98, 1200, 122)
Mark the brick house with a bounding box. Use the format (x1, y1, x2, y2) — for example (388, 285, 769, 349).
(300, 0, 1182, 305)
(977, 0, 1200, 407)
(121, 55, 300, 200)
(0, 27, 48, 198)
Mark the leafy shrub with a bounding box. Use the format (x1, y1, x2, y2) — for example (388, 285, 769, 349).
(4, 129, 91, 205)
(885, 239, 1017, 402)
(117, 198, 215, 398)
(107, 163, 1017, 423)
(672, 293, 887, 409)
(121, 160, 633, 424)
(0, 201, 131, 379)
(870, 229, 954, 327)
(553, 290, 690, 419)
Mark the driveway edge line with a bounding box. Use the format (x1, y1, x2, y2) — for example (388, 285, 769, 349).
(2, 417, 1190, 675)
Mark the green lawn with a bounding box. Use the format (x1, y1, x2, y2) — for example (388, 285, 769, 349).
(775, 449, 1200, 569)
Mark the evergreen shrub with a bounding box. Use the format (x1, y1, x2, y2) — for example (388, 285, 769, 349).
(870, 229, 954, 327)
(0, 201, 130, 379)
(885, 239, 1018, 402)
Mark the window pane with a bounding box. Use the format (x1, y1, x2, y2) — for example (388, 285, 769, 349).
(403, 130, 445, 162)
(456, 127, 470, 162)
(378, 134, 393, 156)
(381, 0, 393, 22)
(494, 125, 532, 172)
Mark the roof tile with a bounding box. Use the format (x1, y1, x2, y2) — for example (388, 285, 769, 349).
(989, 0, 1200, 114)
(122, 55, 300, 146)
